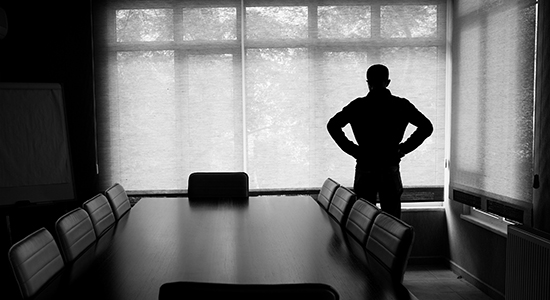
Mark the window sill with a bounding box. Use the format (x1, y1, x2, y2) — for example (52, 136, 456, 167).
(460, 212, 508, 237)
(402, 201, 444, 211)
(128, 186, 444, 203)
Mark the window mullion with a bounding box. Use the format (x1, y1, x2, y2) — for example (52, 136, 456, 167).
(173, 5, 186, 175)
(240, 0, 248, 173)
(369, 4, 381, 64)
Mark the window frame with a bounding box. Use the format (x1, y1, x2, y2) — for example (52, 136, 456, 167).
(97, 0, 447, 196)
(450, 0, 538, 226)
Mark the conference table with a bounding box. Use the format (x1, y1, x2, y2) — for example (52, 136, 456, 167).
(48, 196, 417, 300)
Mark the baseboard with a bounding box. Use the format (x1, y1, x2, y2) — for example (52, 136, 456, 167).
(448, 260, 505, 300)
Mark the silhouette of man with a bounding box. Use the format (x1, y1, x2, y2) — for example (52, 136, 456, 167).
(327, 64, 433, 219)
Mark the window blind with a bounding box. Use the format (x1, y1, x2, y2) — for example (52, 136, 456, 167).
(92, 0, 446, 191)
(450, 0, 537, 210)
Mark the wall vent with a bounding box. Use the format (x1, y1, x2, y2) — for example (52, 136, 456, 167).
(487, 200, 524, 224)
(452, 189, 481, 208)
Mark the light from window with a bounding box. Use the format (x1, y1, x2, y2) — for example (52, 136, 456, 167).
(116, 9, 174, 42)
(182, 8, 237, 41)
(246, 6, 308, 40)
(318, 6, 371, 39)
(381, 5, 437, 38)
(96, 2, 447, 191)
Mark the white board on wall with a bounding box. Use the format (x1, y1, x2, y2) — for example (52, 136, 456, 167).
(0, 83, 75, 206)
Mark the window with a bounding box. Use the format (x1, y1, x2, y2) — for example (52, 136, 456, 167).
(450, 0, 538, 225)
(92, 0, 447, 192)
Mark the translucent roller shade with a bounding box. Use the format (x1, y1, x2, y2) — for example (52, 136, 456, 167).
(450, 0, 537, 203)
(93, 0, 447, 191)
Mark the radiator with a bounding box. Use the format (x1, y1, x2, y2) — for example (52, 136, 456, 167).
(506, 225, 550, 300)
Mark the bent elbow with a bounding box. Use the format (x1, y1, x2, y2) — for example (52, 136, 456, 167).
(426, 122, 434, 136)
(327, 117, 337, 132)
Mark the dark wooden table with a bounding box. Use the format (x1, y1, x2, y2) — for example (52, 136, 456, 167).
(50, 196, 416, 300)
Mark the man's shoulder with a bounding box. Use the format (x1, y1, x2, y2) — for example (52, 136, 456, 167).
(351, 95, 368, 102)
(344, 92, 413, 108)
(343, 96, 367, 108)
(389, 94, 417, 109)
(389, 93, 411, 103)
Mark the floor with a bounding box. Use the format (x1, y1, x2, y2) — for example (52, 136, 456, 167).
(403, 264, 494, 300)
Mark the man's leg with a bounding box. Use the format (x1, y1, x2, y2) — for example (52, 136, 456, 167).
(353, 168, 378, 204)
(378, 166, 404, 219)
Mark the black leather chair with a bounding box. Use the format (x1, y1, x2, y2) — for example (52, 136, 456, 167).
(317, 178, 340, 210)
(8, 228, 65, 299)
(55, 208, 97, 263)
(328, 186, 357, 225)
(365, 212, 415, 283)
(344, 199, 381, 263)
(105, 183, 132, 220)
(188, 172, 249, 199)
(82, 193, 116, 237)
(346, 199, 380, 244)
(159, 282, 339, 300)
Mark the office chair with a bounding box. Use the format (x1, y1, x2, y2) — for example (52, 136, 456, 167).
(328, 186, 357, 225)
(82, 193, 116, 237)
(105, 183, 132, 220)
(365, 212, 415, 283)
(317, 178, 340, 210)
(55, 208, 96, 263)
(8, 228, 64, 299)
(188, 172, 249, 199)
(344, 199, 381, 263)
(345, 199, 381, 246)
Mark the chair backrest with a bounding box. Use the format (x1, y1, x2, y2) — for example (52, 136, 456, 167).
(328, 186, 357, 224)
(159, 282, 339, 300)
(317, 178, 340, 210)
(188, 172, 249, 198)
(55, 208, 96, 263)
(82, 193, 116, 237)
(8, 228, 65, 299)
(105, 183, 131, 220)
(345, 199, 381, 245)
(365, 212, 415, 283)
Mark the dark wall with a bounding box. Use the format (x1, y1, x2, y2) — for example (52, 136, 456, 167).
(0, 3, 98, 205)
(0, 1, 98, 203)
(402, 209, 449, 263)
(445, 198, 507, 300)
(0, 2, 97, 298)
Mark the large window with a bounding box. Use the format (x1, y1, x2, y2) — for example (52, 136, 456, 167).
(450, 0, 537, 224)
(93, 0, 447, 192)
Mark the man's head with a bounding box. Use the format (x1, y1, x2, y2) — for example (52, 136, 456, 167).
(366, 64, 390, 90)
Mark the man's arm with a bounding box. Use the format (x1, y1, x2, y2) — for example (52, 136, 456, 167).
(327, 109, 360, 159)
(398, 104, 434, 156)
